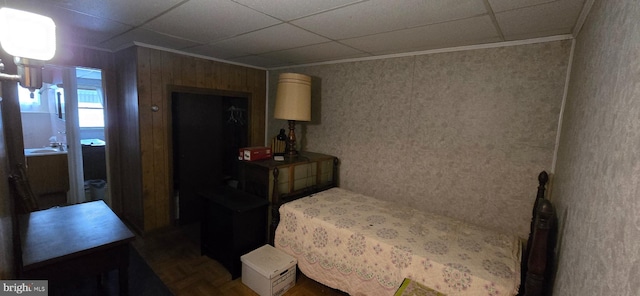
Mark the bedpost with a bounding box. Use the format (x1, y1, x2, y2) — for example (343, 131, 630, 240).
(269, 167, 280, 245)
(520, 171, 549, 295)
(536, 171, 548, 200)
(529, 171, 549, 253)
(525, 199, 554, 296)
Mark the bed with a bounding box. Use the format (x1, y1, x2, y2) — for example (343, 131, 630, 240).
(270, 169, 555, 296)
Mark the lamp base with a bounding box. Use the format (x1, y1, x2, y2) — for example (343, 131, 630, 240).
(286, 120, 298, 156)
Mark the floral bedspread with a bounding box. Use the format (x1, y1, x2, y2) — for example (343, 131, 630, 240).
(274, 188, 521, 296)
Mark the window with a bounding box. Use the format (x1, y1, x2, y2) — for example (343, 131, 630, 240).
(77, 88, 104, 128)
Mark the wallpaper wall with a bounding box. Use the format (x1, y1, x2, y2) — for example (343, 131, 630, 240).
(552, 1, 640, 295)
(268, 40, 570, 238)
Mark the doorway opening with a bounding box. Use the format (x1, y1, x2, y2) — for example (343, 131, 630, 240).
(19, 66, 108, 207)
(171, 91, 248, 225)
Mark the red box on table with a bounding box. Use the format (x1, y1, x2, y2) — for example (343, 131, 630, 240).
(239, 146, 272, 161)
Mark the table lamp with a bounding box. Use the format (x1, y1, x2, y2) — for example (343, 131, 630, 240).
(273, 73, 311, 156)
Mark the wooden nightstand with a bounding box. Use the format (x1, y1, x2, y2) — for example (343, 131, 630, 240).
(238, 151, 338, 243)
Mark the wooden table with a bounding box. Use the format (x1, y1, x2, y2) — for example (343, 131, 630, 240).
(19, 200, 135, 295)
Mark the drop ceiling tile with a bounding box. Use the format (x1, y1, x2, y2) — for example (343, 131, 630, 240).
(228, 55, 291, 68)
(292, 0, 487, 40)
(182, 43, 251, 60)
(59, 19, 131, 47)
(496, 0, 583, 38)
(98, 28, 201, 52)
(33, 0, 184, 26)
(5, 0, 132, 47)
(262, 42, 369, 64)
(342, 16, 501, 55)
(211, 23, 330, 55)
(143, 0, 280, 44)
(232, 0, 363, 21)
(5, 0, 589, 69)
(487, 0, 557, 13)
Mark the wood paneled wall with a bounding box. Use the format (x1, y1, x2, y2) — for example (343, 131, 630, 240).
(117, 46, 266, 233)
(0, 72, 16, 280)
(115, 47, 143, 232)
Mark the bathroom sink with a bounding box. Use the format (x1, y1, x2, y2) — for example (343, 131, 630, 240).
(24, 148, 66, 155)
(30, 148, 59, 153)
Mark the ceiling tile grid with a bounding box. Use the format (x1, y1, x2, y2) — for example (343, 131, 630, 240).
(231, 0, 364, 21)
(495, 0, 586, 38)
(260, 41, 369, 65)
(141, 0, 281, 44)
(99, 28, 201, 52)
(340, 15, 502, 55)
(209, 23, 330, 55)
(1, 0, 588, 69)
(290, 0, 489, 40)
(42, 0, 185, 27)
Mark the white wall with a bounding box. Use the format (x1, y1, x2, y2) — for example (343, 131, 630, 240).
(551, 0, 640, 295)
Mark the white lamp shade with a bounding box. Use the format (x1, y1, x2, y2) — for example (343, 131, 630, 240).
(274, 73, 311, 121)
(0, 7, 56, 61)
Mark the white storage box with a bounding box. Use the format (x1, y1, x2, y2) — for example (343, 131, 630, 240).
(241, 245, 297, 296)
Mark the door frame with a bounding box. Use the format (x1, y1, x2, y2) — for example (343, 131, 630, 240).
(166, 85, 252, 224)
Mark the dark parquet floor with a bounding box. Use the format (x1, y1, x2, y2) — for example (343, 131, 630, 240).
(131, 223, 348, 296)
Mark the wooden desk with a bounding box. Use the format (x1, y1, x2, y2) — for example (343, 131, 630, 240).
(19, 200, 135, 295)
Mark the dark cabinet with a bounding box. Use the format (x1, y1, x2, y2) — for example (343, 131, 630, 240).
(200, 187, 268, 279)
(81, 145, 107, 181)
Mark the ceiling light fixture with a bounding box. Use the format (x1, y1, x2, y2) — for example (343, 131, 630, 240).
(0, 7, 56, 95)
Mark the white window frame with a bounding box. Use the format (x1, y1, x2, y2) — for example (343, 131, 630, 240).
(77, 87, 105, 128)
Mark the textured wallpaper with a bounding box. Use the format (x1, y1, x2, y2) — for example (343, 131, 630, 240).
(552, 1, 640, 295)
(268, 40, 570, 238)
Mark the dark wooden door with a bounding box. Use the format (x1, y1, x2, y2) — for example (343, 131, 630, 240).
(172, 93, 224, 225)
